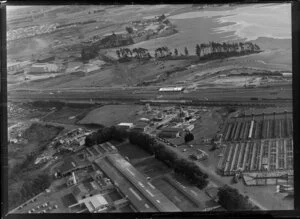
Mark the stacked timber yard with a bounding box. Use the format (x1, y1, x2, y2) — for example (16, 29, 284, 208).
(6, 3, 293, 214)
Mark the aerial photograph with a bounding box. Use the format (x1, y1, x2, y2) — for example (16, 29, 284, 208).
(6, 3, 293, 213)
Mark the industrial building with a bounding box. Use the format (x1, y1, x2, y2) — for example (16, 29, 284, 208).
(139, 118, 150, 123)
(28, 63, 59, 73)
(94, 153, 181, 212)
(72, 181, 102, 200)
(132, 123, 148, 132)
(76, 194, 109, 213)
(281, 72, 292, 78)
(67, 192, 110, 213)
(158, 127, 181, 138)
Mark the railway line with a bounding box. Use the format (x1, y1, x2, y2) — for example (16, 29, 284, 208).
(8, 84, 292, 107)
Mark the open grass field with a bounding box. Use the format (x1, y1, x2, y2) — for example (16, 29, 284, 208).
(43, 106, 94, 124)
(8, 123, 63, 171)
(116, 142, 152, 161)
(78, 104, 143, 126)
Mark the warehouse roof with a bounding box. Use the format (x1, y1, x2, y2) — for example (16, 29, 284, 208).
(117, 122, 134, 127)
(78, 194, 108, 212)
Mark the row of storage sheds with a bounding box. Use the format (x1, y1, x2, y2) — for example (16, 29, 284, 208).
(159, 87, 184, 92)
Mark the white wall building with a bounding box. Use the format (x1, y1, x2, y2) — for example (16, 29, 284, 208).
(159, 87, 184, 92)
(117, 123, 134, 129)
(29, 63, 59, 73)
(282, 72, 292, 77)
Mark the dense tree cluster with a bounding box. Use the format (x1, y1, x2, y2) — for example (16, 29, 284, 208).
(85, 126, 129, 147)
(218, 185, 254, 210)
(155, 47, 172, 58)
(125, 26, 134, 34)
(81, 46, 99, 61)
(116, 47, 151, 61)
(100, 32, 134, 48)
(128, 131, 156, 154)
(184, 132, 194, 143)
(9, 153, 36, 177)
(195, 41, 261, 60)
(128, 131, 208, 189)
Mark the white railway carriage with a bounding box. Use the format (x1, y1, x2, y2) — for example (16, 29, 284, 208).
(248, 120, 255, 139)
(159, 87, 184, 92)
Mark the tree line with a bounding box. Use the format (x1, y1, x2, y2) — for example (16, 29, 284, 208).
(85, 126, 208, 189)
(128, 131, 208, 189)
(115, 41, 261, 61)
(85, 126, 129, 146)
(116, 47, 151, 60)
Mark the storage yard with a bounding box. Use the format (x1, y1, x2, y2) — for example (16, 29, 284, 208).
(221, 112, 293, 141)
(217, 112, 293, 179)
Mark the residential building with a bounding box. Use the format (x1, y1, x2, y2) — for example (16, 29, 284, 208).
(132, 123, 148, 132)
(69, 193, 109, 213)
